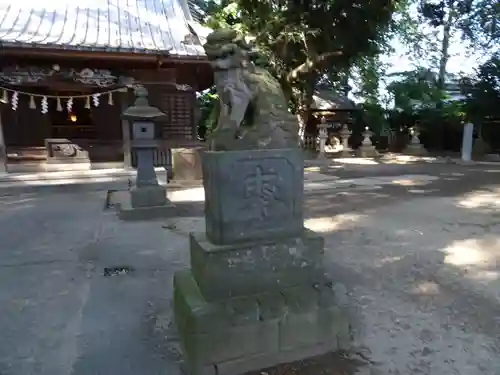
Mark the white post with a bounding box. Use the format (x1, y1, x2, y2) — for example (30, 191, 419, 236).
(461, 122, 474, 162)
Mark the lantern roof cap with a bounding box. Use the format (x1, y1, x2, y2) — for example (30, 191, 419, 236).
(122, 86, 168, 122)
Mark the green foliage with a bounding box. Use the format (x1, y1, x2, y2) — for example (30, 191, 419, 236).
(453, 0, 499, 49)
(191, 0, 499, 150)
(198, 0, 407, 124)
(237, 0, 399, 74)
(416, 0, 499, 49)
(359, 102, 390, 135)
(350, 55, 391, 134)
(391, 0, 499, 116)
(387, 69, 444, 112)
(197, 88, 218, 139)
(385, 66, 466, 150)
(460, 53, 500, 121)
(204, 2, 247, 32)
(355, 56, 385, 106)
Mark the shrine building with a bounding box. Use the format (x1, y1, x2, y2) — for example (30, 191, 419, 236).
(0, 0, 212, 173)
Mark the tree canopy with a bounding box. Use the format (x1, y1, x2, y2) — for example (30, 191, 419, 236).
(198, 0, 408, 132)
(461, 53, 500, 121)
(193, 0, 500, 150)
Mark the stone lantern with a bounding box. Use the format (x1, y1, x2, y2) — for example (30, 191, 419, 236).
(317, 116, 330, 159)
(339, 123, 352, 157)
(118, 85, 174, 219)
(356, 126, 379, 157)
(403, 125, 428, 156)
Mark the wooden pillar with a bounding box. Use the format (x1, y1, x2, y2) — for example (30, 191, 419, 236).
(121, 91, 132, 169)
(0, 107, 7, 173)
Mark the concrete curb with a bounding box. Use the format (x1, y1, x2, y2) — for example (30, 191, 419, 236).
(3, 155, 497, 196)
(0, 175, 201, 197)
(0, 179, 131, 196)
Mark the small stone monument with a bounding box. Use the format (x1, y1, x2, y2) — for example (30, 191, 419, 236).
(173, 28, 351, 375)
(317, 117, 329, 159)
(116, 86, 175, 220)
(356, 126, 379, 157)
(339, 123, 352, 157)
(172, 147, 204, 183)
(472, 134, 491, 158)
(403, 126, 427, 156)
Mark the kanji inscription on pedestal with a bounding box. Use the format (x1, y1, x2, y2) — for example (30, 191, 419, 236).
(243, 165, 280, 219)
(203, 149, 304, 245)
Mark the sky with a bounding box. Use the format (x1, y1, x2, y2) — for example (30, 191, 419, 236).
(349, 26, 488, 106)
(348, 1, 493, 107)
(382, 3, 489, 78)
(383, 35, 487, 77)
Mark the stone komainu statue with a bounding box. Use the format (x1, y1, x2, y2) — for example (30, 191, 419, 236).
(203, 29, 299, 151)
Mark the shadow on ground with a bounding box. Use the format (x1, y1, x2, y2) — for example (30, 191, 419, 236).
(1, 163, 500, 375)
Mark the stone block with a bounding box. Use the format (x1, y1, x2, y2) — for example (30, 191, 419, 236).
(172, 147, 203, 182)
(130, 185, 167, 208)
(190, 229, 325, 301)
(404, 144, 428, 156)
(202, 149, 304, 245)
(215, 342, 338, 375)
(356, 146, 379, 158)
(117, 203, 177, 221)
(45, 138, 90, 164)
(279, 285, 349, 351)
(472, 138, 491, 157)
(173, 271, 352, 375)
(113, 188, 175, 220)
(174, 270, 280, 373)
(174, 270, 227, 335)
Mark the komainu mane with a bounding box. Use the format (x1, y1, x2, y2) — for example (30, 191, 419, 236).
(203, 29, 298, 151)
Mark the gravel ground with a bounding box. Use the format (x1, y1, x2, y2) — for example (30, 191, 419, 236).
(248, 164, 500, 375)
(1, 163, 500, 375)
(305, 165, 500, 375)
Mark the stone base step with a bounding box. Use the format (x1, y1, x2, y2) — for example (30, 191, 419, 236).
(173, 270, 351, 375)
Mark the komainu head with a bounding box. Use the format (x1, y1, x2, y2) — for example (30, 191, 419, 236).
(203, 29, 253, 70)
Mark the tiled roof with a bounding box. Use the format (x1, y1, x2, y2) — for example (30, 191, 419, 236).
(0, 0, 208, 56)
(312, 90, 356, 111)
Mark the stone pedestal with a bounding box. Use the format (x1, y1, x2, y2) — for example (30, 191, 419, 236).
(403, 127, 427, 156)
(116, 154, 175, 220)
(356, 127, 379, 158)
(172, 147, 203, 183)
(130, 185, 167, 208)
(339, 124, 352, 158)
(45, 138, 90, 164)
(404, 143, 428, 156)
(116, 86, 175, 220)
(173, 149, 351, 375)
(472, 136, 490, 158)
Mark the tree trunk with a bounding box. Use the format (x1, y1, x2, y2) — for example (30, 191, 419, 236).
(297, 112, 307, 144)
(437, 10, 453, 101)
(295, 73, 317, 145)
(436, 9, 453, 150)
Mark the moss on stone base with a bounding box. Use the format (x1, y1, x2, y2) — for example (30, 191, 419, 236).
(173, 270, 351, 375)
